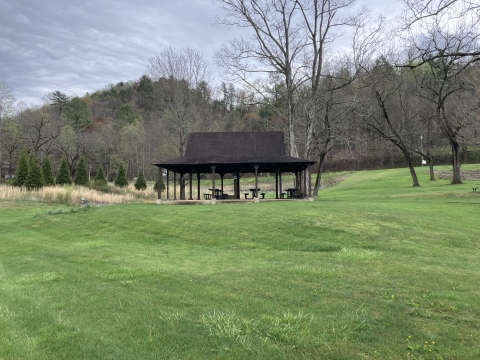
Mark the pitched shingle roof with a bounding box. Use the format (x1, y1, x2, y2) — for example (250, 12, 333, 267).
(154, 131, 315, 173)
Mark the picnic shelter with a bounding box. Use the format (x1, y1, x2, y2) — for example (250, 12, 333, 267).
(153, 131, 316, 203)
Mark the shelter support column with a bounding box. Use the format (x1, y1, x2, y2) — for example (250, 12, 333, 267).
(236, 171, 240, 199)
(279, 171, 282, 198)
(275, 170, 279, 199)
(173, 172, 177, 200)
(211, 166, 216, 199)
(157, 167, 162, 204)
(308, 165, 312, 200)
(303, 168, 307, 197)
(166, 170, 170, 200)
(189, 173, 193, 200)
(254, 165, 259, 199)
(220, 174, 224, 198)
(197, 171, 201, 200)
(179, 173, 184, 200)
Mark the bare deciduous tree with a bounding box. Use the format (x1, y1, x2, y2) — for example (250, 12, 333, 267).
(147, 47, 211, 157)
(357, 56, 423, 186)
(399, 0, 480, 183)
(0, 80, 16, 179)
(215, 0, 383, 194)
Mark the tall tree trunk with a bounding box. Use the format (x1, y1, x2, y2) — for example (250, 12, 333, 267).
(287, 90, 296, 157)
(407, 156, 420, 187)
(426, 118, 435, 181)
(451, 140, 462, 184)
(428, 160, 435, 181)
(313, 152, 327, 196)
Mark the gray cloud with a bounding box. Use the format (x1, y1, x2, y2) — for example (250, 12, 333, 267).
(0, 0, 402, 105)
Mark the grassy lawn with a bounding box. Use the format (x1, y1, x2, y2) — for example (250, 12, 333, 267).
(1, 165, 479, 359)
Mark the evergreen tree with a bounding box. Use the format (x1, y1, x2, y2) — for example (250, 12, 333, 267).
(95, 165, 107, 186)
(134, 169, 147, 190)
(13, 150, 29, 187)
(42, 156, 55, 186)
(24, 156, 44, 190)
(153, 180, 166, 192)
(56, 158, 72, 185)
(74, 156, 89, 186)
(114, 163, 128, 187)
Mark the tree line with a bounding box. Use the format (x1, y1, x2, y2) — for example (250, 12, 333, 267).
(1, 0, 479, 193)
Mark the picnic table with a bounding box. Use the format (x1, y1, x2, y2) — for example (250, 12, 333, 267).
(249, 188, 260, 198)
(208, 188, 223, 198)
(285, 188, 299, 199)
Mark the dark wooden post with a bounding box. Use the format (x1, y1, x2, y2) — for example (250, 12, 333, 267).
(173, 172, 177, 200)
(220, 173, 224, 198)
(275, 169, 279, 199)
(157, 167, 162, 202)
(235, 171, 240, 199)
(179, 173, 184, 200)
(308, 165, 312, 198)
(303, 168, 307, 196)
(189, 172, 193, 200)
(211, 165, 216, 198)
(254, 165, 259, 198)
(166, 169, 170, 200)
(197, 171, 201, 200)
(178, 173, 185, 200)
(279, 171, 282, 197)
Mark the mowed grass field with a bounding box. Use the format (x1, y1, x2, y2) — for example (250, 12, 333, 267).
(1, 165, 479, 359)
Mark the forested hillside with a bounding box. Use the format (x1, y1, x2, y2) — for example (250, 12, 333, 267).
(1, 0, 479, 190)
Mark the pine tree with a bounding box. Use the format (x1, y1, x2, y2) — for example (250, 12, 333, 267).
(95, 165, 107, 186)
(94, 165, 108, 191)
(42, 156, 55, 186)
(134, 169, 147, 190)
(24, 156, 44, 190)
(74, 156, 89, 186)
(153, 180, 166, 192)
(114, 163, 128, 187)
(13, 150, 29, 187)
(56, 158, 72, 185)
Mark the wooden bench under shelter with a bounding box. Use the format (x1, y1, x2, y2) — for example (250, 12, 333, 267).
(153, 131, 316, 203)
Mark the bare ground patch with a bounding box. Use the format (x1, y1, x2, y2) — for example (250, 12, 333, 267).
(436, 170, 480, 181)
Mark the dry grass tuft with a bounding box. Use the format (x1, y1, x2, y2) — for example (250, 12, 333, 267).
(0, 184, 149, 205)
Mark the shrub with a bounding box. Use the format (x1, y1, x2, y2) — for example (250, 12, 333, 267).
(134, 169, 147, 190)
(153, 180, 166, 192)
(95, 165, 107, 185)
(114, 163, 128, 188)
(93, 165, 108, 191)
(13, 150, 29, 187)
(42, 156, 55, 186)
(74, 156, 89, 186)
(56, 158, 72, 185)
(24, 155, 44, 190)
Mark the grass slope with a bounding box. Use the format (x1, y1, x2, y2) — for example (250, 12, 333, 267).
(0, 166, 479, 359)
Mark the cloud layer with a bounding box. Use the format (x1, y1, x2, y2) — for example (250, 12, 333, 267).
(0, 0, 401, 105)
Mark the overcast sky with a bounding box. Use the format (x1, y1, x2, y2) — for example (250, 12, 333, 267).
(0, 0, 403, 105)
